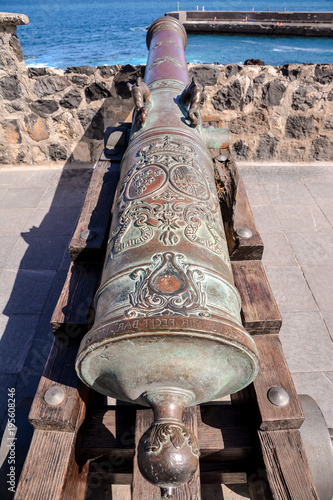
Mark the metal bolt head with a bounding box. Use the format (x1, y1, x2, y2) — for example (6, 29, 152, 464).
(215, 154, 227, 162)
(80, 229, 96, 241)
(44, 386, 66, 406)
(267, 386, 290, 407)
(236, 227, 253, 239)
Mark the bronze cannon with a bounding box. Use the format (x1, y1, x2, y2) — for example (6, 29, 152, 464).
(75, 16, 260, 494)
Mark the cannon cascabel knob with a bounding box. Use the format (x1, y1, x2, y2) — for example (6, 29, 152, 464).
(138, 421, 199, 488)
(138, 389, 199, 489)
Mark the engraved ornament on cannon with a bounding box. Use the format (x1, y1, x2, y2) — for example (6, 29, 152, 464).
(76, 17, 260, 494)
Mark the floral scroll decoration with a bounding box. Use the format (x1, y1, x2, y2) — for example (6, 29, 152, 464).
(153, 40, 181, 51)
(126, 252, 210, 318)
(149, 55, 185, 71)
(107, 135, 227, 261)
(143, 422, 200, 458)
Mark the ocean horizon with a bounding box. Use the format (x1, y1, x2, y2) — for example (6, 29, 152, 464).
(2, 0, 333, 68)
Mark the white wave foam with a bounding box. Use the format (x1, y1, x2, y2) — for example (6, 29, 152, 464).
(130, 26, 147, 32)
(26, 61, 56, 68)
(273, 46, 332, 53)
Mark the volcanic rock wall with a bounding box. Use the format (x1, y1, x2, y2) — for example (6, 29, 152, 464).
(0, 14, 332, 165)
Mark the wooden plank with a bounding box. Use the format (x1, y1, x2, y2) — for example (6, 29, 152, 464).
(209, 145, 263, 261)
(82, 404, 251, 462)
(15, 430, 77, 500)
(82, 404, 137, 459)
(132, 408, 161, 499)
(211, 148, 239, 228)
(200, 463, 247, 485)
(198, 404, 251, 460)
(50, 261, 102, 336)
(174, 407, 201, 500)
(62, 449, 89, 500)
(232, 260, 282, 335)
(85, 468, 246, 487)
(61, 400, 90, 500)
(68, 158, 120, 262)
(17, 340, 94, 498)
(28, 337, 93, 431)
(233, 335, 304, 431)
(257, 429, 319, 500)
(230, 176, 264, 261)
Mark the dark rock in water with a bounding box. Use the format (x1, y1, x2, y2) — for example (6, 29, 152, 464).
(244, 59, 265, 66)
(224, 64, 242, 78)
(71, 75, 88, 86)
(281, 64, 301, 81)
(189, 65, 220, 86)
(34, 75, 71, 97)
(292, 86, 315, 111)
(66, 66, 95, 75)
(113, 64, 145, 98)
(78, 108, 104, 140)
(253, 134, 278, 160)
(85, 82, 111, 103)
(262, 79, 286, 106)
(30, 99, 59, 115)
(212, 80, 242, 111)
(48, 143, 68, 161)
(28, 67, 47, 77)
(310, 136, 333, 161)
(0, 75, 22, 100)
(233, 140, 250, 160)
(314, 64, 332, 85)
(285, 115, 314, 139)
(60, 89, 82, 109)
(9, 34, 24, 62)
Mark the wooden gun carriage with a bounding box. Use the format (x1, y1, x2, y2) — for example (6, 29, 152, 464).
(15, 16, 332, 500)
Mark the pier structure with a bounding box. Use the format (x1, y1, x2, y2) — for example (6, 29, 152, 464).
(166, 11, 333, 36)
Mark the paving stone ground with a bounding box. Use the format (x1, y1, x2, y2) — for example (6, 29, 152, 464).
(0, 161, 332, 499)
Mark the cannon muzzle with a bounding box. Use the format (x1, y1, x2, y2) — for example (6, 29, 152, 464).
(76, 16, 259, 493)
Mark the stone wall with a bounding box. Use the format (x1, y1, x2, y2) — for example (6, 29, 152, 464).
(195, 63, 333, 162)
(0, 13, 332, 165)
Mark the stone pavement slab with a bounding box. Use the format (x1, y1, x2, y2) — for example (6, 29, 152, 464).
(264, 266, 318, 312)
(0, 166, 92, 435)
(261, 232, 297, 266)
(240, 161, 333, 430)
(286, 230, 333, 266)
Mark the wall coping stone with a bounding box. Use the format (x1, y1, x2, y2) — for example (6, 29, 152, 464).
(0, 13, 29, 26)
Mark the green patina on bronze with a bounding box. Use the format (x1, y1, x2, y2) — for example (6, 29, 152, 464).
(75, 16, 260, 492)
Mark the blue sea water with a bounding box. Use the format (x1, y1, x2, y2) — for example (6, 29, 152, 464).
(2, 0, 333, 68)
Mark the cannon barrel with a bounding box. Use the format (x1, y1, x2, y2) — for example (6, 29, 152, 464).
(75, 16, 260, 493)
